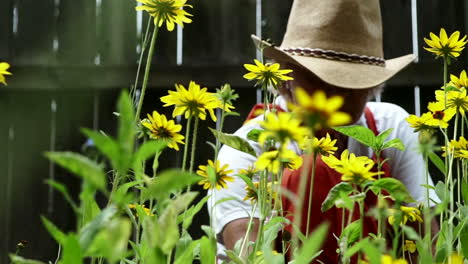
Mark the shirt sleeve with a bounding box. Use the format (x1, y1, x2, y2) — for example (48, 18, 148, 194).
(370, 102, 441, 206)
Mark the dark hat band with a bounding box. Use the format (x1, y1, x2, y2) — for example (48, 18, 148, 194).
(282, 47, 386, 66)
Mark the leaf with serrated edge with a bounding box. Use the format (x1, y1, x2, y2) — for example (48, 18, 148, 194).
(209, 127, 256, 157)
(321, 182, 353, 212)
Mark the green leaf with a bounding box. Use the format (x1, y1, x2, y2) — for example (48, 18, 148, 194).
(340, 220, 361, 246)
(117, 90, 135, 159)
(225, 111, 241, 117)
(143, 169, 201, 201)
(9, 255, 46, 264)
(461, 224, 468, 259)
(246, 129, 263, 142)
(401, 225, 420, 240)
(238, 173, 256, 192)
(333, 125, 376, 149)
(375, 128, 393, 147)
(158, 207, 180, 254)
(111, 180, 143, 205)
(209, 127, 256, 157)
(462, 179, 468, 204)
(45, 179, 78, 212)
(82, 128, 119, 168)
(180, 195, 210, 230)
(344, 238, 380, 264)
(435, 181, 446, 202)
(87, 217, 132, 263)
(225, 250, 245, 264)
(381, 138, 405, 151)
(428, 151, 446, 175)
(199, 236, 216, 264)
(372, 178, 415, 203)
(79, 206, 118, 251)
(174, 238, 199, 264)
(169, 192, 198, 216)
(45, 152, 106, 192)
(294, 223, 329, 264)
(41, 216, 66, 245)
(321, 182, 353, 212)
(132, 140, 167, 176)
(62, 234, 84, 264)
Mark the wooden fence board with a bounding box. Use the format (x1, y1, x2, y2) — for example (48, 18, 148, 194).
(57, 0, 96, 65)
(11, 0, 55, 65)
(262, 0, 292, 48)
(381, 1, 413, 59)
(0, 0, 12, 59)
(100, 0, 137, 66)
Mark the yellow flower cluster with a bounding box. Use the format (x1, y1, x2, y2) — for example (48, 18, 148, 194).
(321, 150, 383, 184)
(387, 205, 423, 226)
(243, 59, 293, 88)
(0, 62, 12, 85)
(197, 159, 234, 190)
(243, 181, 278, 204)
(301, 133, 338, 156)
(255, 149, 302, 174)
(424, 28, 467, 59)
(258, 112, 309, 147)
(135, 0, 192, 31)
(141, 111, 185, 151)
(289, 88, 351, 130)
(161, 81, 232, 121)
(407, 70, 468, 131)
(442, 136, 468, 160)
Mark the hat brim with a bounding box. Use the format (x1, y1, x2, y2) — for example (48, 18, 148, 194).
(252, 35, 415, 89)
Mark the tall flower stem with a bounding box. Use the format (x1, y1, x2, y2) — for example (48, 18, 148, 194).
(135, 25, 159, 121)
(181, 117, 193, 171)
(188, 117, 200, 173)
(131, 17, 152, 104)
(305, 152, 318, 236)
(214, 106, 226, 159)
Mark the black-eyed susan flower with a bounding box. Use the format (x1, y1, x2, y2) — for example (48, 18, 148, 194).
(426, 101, 456, 128)
(141, 111, 185, 151)
(449, 70, 468, 89)
(322, 149, 383, 184)
(406, 113, 437, 132)
(161, 81, 221, 121)
(135, 0, 192, 31)
(238, 165, 259, 179)
(442, 136, 468, 159)
(243, 181, 278, 205)
(197, 159, 234, 190)
(243, 59, 293, 88)
(424, 28, 467, 59)
(435, 88, 468, 116)
(258, 112, 309, 147)
(404, 240, 416, 254)
(289, 88, 351, 130)
(0, 62, 12, 85)
(387, 206, 423, 226)
(255, 149, 302, 174)
(301, 133, 338, 155)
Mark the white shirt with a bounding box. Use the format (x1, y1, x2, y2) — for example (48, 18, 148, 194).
(208, 98, 439, 254)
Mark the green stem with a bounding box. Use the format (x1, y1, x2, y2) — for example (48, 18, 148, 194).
(358, 199, 364, 262)
(305, 152, 318, 236)
(132, 17, 152, 104)
(181, 117, 192, 171)
(135, 25, 159, 121)
(214, 105, 226, 160)
(239, 202, 258, 258)
(188, 117, 200, 173)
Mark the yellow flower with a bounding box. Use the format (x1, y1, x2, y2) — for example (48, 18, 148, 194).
(128, 204, 154, 216)
(243, 59, 293, 88)
(255, 149, 303, 174)
(388, 206, 423, 225)
(135, 0, 192, 31)
(289, 88, 351, 130)
(301, 133, 338, 155)
(322, 150, 383, 184)
(0, 62, 12, 85)
(244, 181, 278, 204)
(435, 88, 468, 116)
(404, 240, 416, 254)
(450, 70, 468, 89)
(443, 136, 468, 159)
(426, 101, 456, 128)
(406, 113, 437, 132)
(258, 112, 309, 147)
(238, 165, 259, 179)
(197, 160, 234, 190)
(141, 111, 185, 151)
(161, 81, 221, 121)
(444, 253, 464, 264)
(424, 28, 467, 58)
(381, 254, 408, 264)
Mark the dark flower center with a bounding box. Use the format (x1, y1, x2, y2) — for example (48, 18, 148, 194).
(433, 111, 445, 120)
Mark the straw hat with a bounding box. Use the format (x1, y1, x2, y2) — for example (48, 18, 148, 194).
(252, 0, 415, 89)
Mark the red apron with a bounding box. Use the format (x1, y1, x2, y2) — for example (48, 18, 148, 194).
(280, 108, 392, 263)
